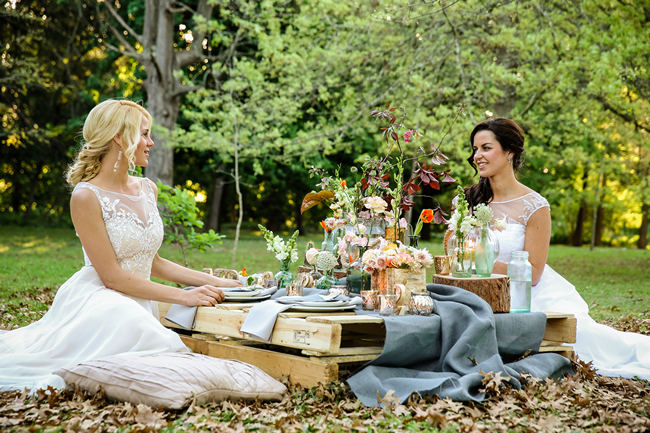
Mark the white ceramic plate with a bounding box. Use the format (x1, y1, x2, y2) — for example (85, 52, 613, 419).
(286, 304, 357, 312)
(223, 289, 262, 298)
(223, 294, 271, 302)
(276, 297, 350, 308)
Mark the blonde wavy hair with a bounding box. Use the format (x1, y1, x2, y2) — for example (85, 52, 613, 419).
(65, 99, 152, 187)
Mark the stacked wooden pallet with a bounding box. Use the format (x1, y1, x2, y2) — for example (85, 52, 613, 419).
(158, 303, 576, 387)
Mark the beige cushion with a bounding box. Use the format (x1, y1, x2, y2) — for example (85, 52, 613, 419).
(54, 352, 287, 409)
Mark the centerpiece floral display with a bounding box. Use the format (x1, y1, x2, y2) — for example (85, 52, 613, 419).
(258, 224, 300, 289)
(298, 104, 462, 294)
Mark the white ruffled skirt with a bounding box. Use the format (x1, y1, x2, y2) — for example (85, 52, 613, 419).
(0, 266, 188, 391)
(532, 265, 650, 380)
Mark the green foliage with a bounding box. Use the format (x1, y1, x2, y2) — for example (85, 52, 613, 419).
(2, 0, 649, 248)
(157, 182, 224, 265)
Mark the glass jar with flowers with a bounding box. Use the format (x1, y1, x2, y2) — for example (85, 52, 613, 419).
(361, 238, 434, 308)
(471, 203, 503, 277)
(315, 250, 339, 290)
(446, 185, 474, 278)
(257, 225, 300, 289)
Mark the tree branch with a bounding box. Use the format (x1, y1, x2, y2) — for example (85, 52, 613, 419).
(104, 40, 144, 62)
(593, 95, 650, 133)
(176, 0, 213, 68)
(102, 0, 142, 45)
(441, 5, 476, 124)
(171, 84, 202, 98)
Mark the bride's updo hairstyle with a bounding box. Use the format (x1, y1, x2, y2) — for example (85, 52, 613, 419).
(465, 117, 525, 208)
(66, 99, 151, 187)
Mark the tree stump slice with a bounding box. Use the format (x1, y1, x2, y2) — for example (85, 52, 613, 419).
(433, 274, 510, 313)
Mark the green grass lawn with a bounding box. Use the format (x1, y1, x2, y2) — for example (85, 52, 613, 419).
(1, 225, 648, 328)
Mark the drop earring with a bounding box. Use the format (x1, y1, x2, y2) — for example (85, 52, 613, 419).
(113, 150, 122, 174)
(507, 156, 512, 164)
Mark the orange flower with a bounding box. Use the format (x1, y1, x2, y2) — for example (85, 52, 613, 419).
(341, 180, 347, 189)
(420, 209, 434, 224)
(320, 220, 331, 232)
(241, 268, 248, 276)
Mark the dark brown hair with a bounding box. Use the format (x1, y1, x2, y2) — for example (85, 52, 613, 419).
(465, 118, 525, 208)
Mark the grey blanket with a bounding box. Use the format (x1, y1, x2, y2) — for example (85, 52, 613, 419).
(347, 283, 572, 406)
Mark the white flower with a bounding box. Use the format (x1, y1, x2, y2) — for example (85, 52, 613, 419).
(494, 218, 507, 231)
(473, 204, 494, 225)
(316, 251, 338, 271)
(460, 219, 473, 235)
(305, 248, 320, 265)
(363, 196, 388, 214)
(448, 212, 460, 230)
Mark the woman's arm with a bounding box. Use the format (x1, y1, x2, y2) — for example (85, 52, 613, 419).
(150, 255, 242, 288)
(522, 206, 551, 285)
(70, 188, 225, 306)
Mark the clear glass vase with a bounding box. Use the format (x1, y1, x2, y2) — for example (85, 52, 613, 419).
(316, 269, 337, 290)
(447, 231, 472, 278)
(408, 234, 420, 248)
(346, 252, 372, 294)
(321, 229, 334, 252)
(275, 261, 294, 289)
(474, 223, 500, 277)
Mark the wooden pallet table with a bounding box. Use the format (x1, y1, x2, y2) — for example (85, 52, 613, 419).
(158, 302, 576, 387)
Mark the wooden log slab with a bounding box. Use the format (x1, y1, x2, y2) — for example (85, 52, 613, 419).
(433, 273, 510, 313)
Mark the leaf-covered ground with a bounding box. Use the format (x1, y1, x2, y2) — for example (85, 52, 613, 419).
(1, 360, 649, 433)
(1, 245, 649, 432)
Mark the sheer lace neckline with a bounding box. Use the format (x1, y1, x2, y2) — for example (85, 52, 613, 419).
(80, 179, 143, 198)
(490, 191, 537, 204)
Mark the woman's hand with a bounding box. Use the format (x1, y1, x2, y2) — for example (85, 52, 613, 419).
(183, 285, 225, 306)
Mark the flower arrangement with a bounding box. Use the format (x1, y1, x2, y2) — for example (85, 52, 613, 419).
(447, 189, 506, 235)
(257, 224, 299, 269)
(302, 104, 462, 234)
(361, 239, 433, 273)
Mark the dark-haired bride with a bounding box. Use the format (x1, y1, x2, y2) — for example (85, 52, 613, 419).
(463, 117, 649, 380)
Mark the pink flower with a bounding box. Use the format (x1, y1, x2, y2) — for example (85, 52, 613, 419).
(376, 256, 388, 270)
(403, 129, 416, 143)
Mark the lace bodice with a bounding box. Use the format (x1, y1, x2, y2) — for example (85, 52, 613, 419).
(488, 191, 549, 263)
(489, 191, 549, 227)
(74, 178, 163, 279)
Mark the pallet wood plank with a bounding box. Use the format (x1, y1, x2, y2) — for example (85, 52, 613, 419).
(544, 316, 577, 343)
(302, 346, 383, 357)
(180, 335, 338, 387)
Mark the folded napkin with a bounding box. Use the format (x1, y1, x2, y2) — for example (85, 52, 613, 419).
(163, 286, 278, 330)
(240, 288, 360, 341)
(164, 303, 198, 330)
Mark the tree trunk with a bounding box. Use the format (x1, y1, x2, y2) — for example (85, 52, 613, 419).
(571, 204, 586, 246)
(570, 171, 589, 246)
(638, 203, 649, 249)
(142, 0, 179, 186)
(594, 173, 607, 247)
(207, 173, 225, 231)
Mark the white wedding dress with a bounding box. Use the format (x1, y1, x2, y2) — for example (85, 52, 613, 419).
(490, 192, 650, 380)
(0, 178, 188, 391)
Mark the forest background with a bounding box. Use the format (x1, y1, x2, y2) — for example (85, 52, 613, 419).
(2, 0, 649, 250)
